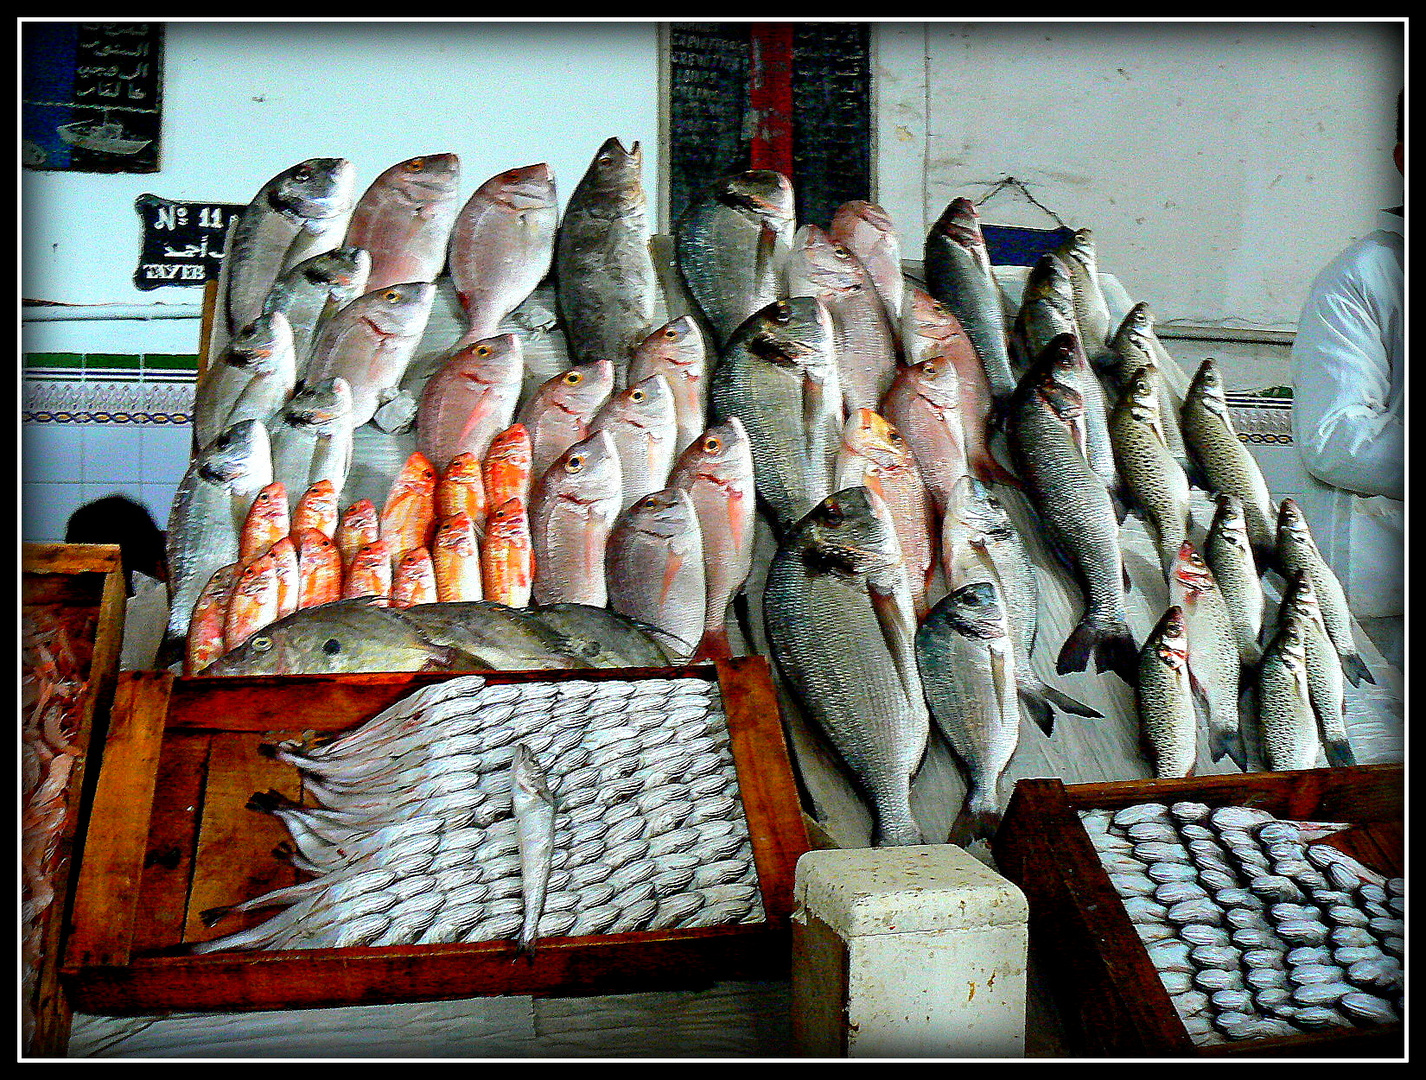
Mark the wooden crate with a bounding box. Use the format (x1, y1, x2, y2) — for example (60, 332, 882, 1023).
(22, 542, 128, 1057)
(992, 765, 1404, 1058)
(61, 655, 811, 1015)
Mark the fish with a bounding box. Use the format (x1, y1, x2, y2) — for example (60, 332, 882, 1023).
(224, 157, 357, 335)
(763, 486, 929, 847)
(269, 535, 300, 618)
(1256, 612, 1321, 772)
(879, 353, 968, 519)
(1103, 303, 1191, 475)
(1276, 498, 1374, 687)
(1180, 359, 1277, 562)
(1278, 570, 1353, 767)
(834, 408, 937, 619)
(343, 153, 462, 292)
(1108, 364, 1192, 575)
(185, 563, 241, 676)
(511, 743, 559, 953)
(262, 246, 372, 378)
(483, 424, 535, 512)
(529, 429, 622, 606)
(668, 417, 756, 662)
(829, 199, 904, 322)
(293, 479, 339, 538)
(606, 488, 706, 659)
(555, 137, 659, 374)
(166, 419, 273, 641)
(391, 547, 437, 607)
(415, 333, 524, 473)
(1036, 332, 1120, 502)
(239, 481, 290, 566)
(336, 499, 380, 569)
(293, 527, 343, 610)
(432, 512, 483, 603)
(448, 162, 559, 342)
(708, 295, 843, 538)
(674, 170, 796, 347)
(923, 197, 1015, 398)
(481, 498, 534, 608)
(786, 223, 900, 413)
(1137, 606, 1198, 779)
(519, 603, 676, 668)
(1009, 253, 1079, 373)
(380, 452, 439, 567)
(590, 372, 679, 515)
(517, 360, 616, 485)
(306, 282, 437, 428)
(224, 548, 282, 650)
(340, 539, 392, 603)
(628, 316, 709, 457)
(434, 452, 487, 536)
(193, 312, 297, 451)
(267, 376, 355, 516)
(1052, 228, 1115, 355)
(915, 580, 1021, 845)
(1003, 354, 1136, 681)
(1203, 494, 1264, 666)
(1169, 542, 1247, 769)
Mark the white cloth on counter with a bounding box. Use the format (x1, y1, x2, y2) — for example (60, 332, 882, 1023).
(119, 571, 168, 671)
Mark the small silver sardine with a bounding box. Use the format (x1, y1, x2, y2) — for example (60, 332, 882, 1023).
(511, 743, 558, 953)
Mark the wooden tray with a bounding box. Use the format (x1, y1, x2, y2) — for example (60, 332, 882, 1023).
(61, 656, 811, 1014)
(992, 765, 1404, 1058)
(22, 542, 127, 1056)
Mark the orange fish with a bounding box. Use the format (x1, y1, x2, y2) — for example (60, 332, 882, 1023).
(293, 479, 340, 538)
(391, 547, 437, 607)
(381, 452, 438, 566)
(268, 534, 301, 617)
(185, 563, 240, 675)
(481, 497, 533, 607)
(223, 550, 280, 650)
(433, 513, 483, 602)
(436, 452, 487, 534)
(239, 482, 289, 566)
(482, 423, 534, 511)
(341, 538, 393, 602)
(293, 527, 343, 609)
(336, 498, 380, 568)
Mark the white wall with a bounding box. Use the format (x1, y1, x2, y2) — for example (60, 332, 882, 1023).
(874, 20, 1404, 333)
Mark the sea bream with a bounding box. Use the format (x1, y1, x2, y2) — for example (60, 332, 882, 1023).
(879, 354, 968, 515)
(267, 376, 355, 516)
(1275, 498, 1374, 687)
(415, 333, 524, 473)
(923, 197, 1015, 398)
(344, 153, 462, 292)
(628, 316, 709, 457)
(829, 199, 904, 322)
(590, 372, 679, 515)
(192, 312, 297, 451)
(763, 486, 930, 847)
(517, 360, 616, 486)
(606, 488, 707, 659)
(528, 429, 622, 607)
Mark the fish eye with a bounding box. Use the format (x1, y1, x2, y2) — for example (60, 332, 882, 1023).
(823, 505, 845, 527)
(630, 389, 645, 403)
(475, 344, 491, 357)
(406, 158, 425, 170)
(833, 246, 851, 259)
(664, 326, 680, 339)
(566, 454, 585, 473)
(251, 636, 273, 652)
(322, 638, 342, 655)
(703, 436, 722, 454)
(383, 290, 401, 303)
(293, 166, 311, 182)
(771, 303, 791, 324)
(563, 371, 583, 385)
(888, 430, 904, 444)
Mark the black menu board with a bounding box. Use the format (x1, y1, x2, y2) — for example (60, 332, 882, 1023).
(666, 23, 752, 227)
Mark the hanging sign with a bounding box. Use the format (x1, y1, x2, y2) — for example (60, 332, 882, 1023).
(133, 195, 244, 290)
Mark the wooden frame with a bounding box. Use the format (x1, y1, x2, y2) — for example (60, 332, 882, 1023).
(992, 766, 1404, 1058)
(62, 656, 810, 1015)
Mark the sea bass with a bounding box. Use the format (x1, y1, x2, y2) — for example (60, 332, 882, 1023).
(1010, 253, 1079, 374)
(1103, 303, 1190, 474)
(923, 197, 1015, 398)
(1108, 364, 1192, 576)
(1136, 605, 1198, 779)
(763, 486, 930, 847)
(606, 488, 706, 659)
(1051, 228, 1115, 355)
(193, 312, 297, 451)
(1278, 570, 1353, 767)
(1169, 542, 1246, 769)
(416, 333, 524, 473)
(628, 316, 709, 457)
(344, 153, 462, 292)
(517, 360, 616, 485)
(1276, 498, 1374, 687)
(590, 372, 678, 515)
(1257, 612, 1321, 772)
(529, 430, 622, 607)
(829, 199, 904, 322)
(268, 376, 355, 516)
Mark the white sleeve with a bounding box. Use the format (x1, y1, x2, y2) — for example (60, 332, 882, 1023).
(1290, 259, 1404, 501)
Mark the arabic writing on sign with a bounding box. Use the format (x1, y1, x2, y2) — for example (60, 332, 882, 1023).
(134, 195, 247, 291)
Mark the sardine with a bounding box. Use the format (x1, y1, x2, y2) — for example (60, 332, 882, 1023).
(1108, 364, 1192, 576)
(829, 199, 904, 322)
(344, 153, 462, 292)
(1137, 606, 1198, 778)
(1169, 542, 1247, 769)
(591, 372, 679, 515)
(529, 429, 622, 606)
(517, 360, 616, 485)
(193, 312, 297, 451)
(1276, 498, 1374, 687)
(629, 316, 710, 457)
(262, 246, 371, 378)
(606, 488, 705, 660)
(923, 197, 1015, 398)
(510, 743, 558, 953)
(1204, 494, 1265, 666)
(415, 333, 524, 473)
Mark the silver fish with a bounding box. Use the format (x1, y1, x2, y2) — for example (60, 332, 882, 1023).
(511, 743, 558, 953)
(829, 199, 904, 322)
(262, 246, 372, 380)
(629, 316, 710, 457)
(1051, 228, 1114, 355)
(1169, 542, 1247, 769)
(923, 197, 1015, 398)
(1109, 365, 1191, 576)
(1136, 606, 1198, 779)
(1257, 612, 1322, 771)
(193, 312, 297, 451)
(1010, 253, 1078, 374)
(1203, 494, 1264, 666)
(1103, 303, 1191, 474)
(267, 377, 354, 516)
(1276, 498, 1374, 687)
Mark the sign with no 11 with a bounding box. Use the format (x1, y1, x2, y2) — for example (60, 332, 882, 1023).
(133, 194, 245, 291)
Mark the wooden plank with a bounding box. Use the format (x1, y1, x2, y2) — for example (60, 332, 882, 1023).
(197, 277, 219, 381)
(129, 733, 210, 955)
(22, 541, 123, 579)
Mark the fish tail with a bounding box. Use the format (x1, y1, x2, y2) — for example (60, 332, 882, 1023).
(199, 904, 233, 928)
(691, 624, 733, 663)
(946, 792, 1002, 848)
(1323, 737, 1356, 768)
(1208, 721, 1249, 771)
(1018, 687, 1056, 738)
(873, 813, 924, 848)
(1036, 681, 1103, 722)
(1341, 652, 1374, 687)
(1058, 618, 1137, 683)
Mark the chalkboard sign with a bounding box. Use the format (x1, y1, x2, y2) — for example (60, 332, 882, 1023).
(133, 195, 245, 291)
(790, 24, 871, 229)
(666, 23, 751, 228)
(22, 22, 164, 174)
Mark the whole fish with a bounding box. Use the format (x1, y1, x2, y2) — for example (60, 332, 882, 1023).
(555, 137, 659, 373)
(293, 479, 339, 538)
(1004, 358, 1136, 681)
(336, 499, 380, 569)
(166, 419, 273, 641)
(1276, 498, 1374, 686)
(1037, 333, 1119, 501)
(628, 316, 709, 457)
(262, 246, 371, 378)
(481, 497, 534, 608)
(1104, 303, 1190, 474)
(185, 563, 240, 676)
(416, 333, 524, 472)
(448, 162, 559, 341)
(1169, 542, 1246, 769)
(344, 153, 462, 292)
(675, 170, 796, 347)
(834, 408, 937, 620)
(669, 417, 756, 662)
(294, 527, 343, 610)
(1009, 253, 1078, 373)
(517, 360, 616, 485)
(529, 429, 622, 607)
(380, 452, 439, 567)
(1279, 571, 1353, 767)
(880, 354, 967, 515)
(269, 535, 300, 618)
(224, 157, 357, 335)
(435, 452, 487, 535)
(923, 197, 1015, 398)
(268, 376, 355, 516)
(1203, 493, 1264, 666)
(1180, 359, 1277, 561)
(526, 603, 677, 668)
(306, 282, 437, 428)
(193, 312, 297, 450)
(239, 481, 290, 566)
(606, 488, 706, 659)
(763, 486, 929, 847)
(1257, 612, 1321, 772)
(1052, 228, 1114, 355)
(1137, 606, 1198, 779)
(482, 424, 534, 512)
(224, 549, 281, 650)
(829, 199, 904, 321)
(708, 295, 842, 538)
(511, 743, 559, 953)
(915, 580, 1020, 845)
(786, 223, 900, 413)
(341, 539, 392, 603)
(391, 547, 438, 608)
(432, 512, 483, 603)
(1108, 364, 1192, 576)
(590, 372, 678, 515)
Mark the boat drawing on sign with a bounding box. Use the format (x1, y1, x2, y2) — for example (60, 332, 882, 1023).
(56, 117, 150, 156)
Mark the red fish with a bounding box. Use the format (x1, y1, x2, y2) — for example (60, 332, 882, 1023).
(432, 513, 483, 602)
(293, 527, 342, 609)
(483, 423, 534, 512)
(381, 451, 438, 566)
(391, 547, 437, 607)
(239, 481, 289, 566)
(341, 538, 392, 602)
(481, 497, 533, 608)
(293, 478, 340, 538)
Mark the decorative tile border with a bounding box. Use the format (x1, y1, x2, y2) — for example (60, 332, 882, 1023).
(24, 375, 194, 425)
(1226, 390, 1293, 445)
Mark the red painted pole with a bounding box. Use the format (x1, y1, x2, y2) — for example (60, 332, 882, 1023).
(748, 23, 795, 178)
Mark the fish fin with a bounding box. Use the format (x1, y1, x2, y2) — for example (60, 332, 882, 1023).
(1209, 724, 1248, 771)
(1122, 556, 1133, 593)
(691, 625, 733, 663)
(1056, 622, 1097, 675)
(970, 448, 1022, 489)
(1322, 737, 1356, 768)
(1018, 687, 1055, 738)
(1037, 681, 1103, 720)
(946, 793, 1002, 848)
(1341, 651, 1374, 687)
(1060, 620, 1136, 683)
